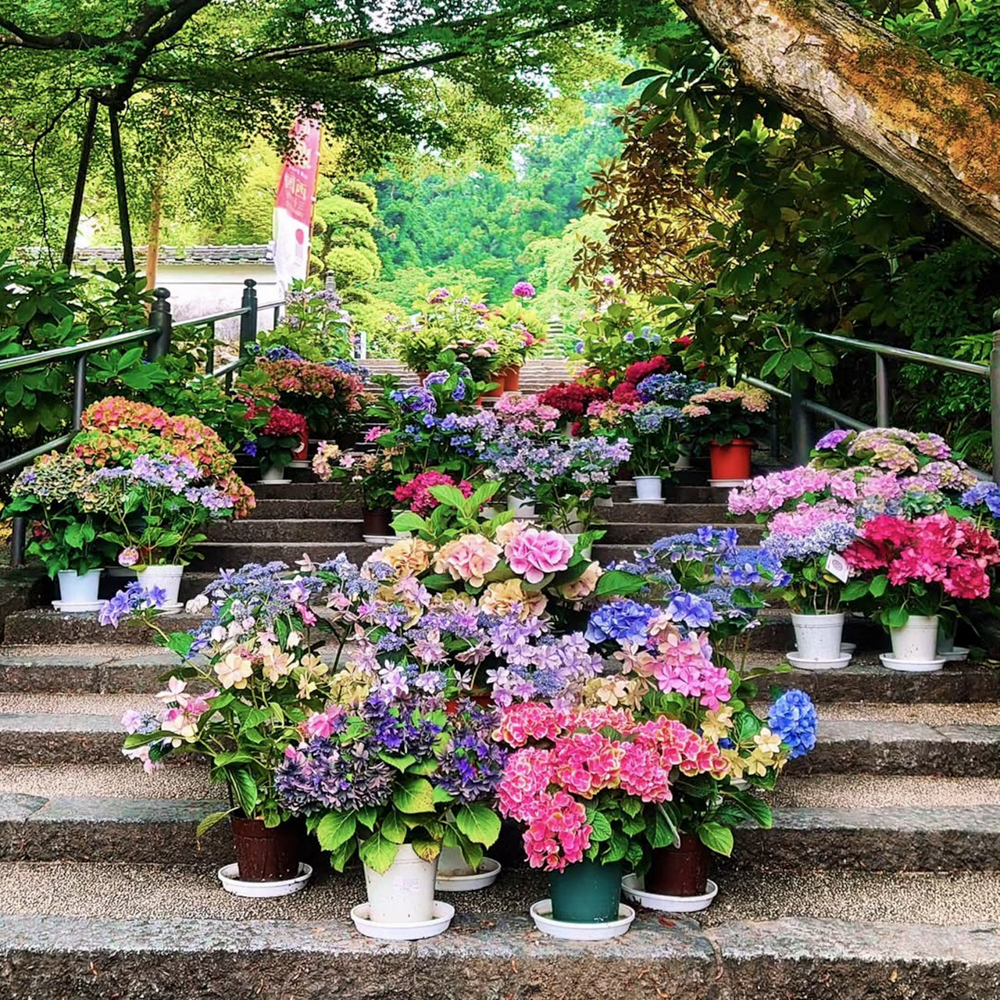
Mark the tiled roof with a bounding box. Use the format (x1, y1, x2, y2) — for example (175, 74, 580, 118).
(55, 245, 275, 266)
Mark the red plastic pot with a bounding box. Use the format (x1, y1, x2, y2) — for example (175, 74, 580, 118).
(291, 428, 309, 462)
(645, 834, 711, 897)
(483, 377, 505, 398)
(709, 438, 754, 481)
(231, 816, 302, 882)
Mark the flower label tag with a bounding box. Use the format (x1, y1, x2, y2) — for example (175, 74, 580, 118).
(825, 553, 850, 583)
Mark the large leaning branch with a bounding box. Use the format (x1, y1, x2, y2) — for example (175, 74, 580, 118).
(674, 0, 1000, 248)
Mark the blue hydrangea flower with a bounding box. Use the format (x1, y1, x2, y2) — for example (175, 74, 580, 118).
(585, 600, 657, 645)
(664, 591, 718, 629)
(768, 690, 818, 760)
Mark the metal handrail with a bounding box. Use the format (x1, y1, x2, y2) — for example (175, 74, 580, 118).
(3, 278, 284, 565)
(812, 332, 989, 378)
(759, 317, 1000, 482)
(0, 327, 155, 373)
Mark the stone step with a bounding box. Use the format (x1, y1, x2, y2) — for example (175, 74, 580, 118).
(2, 611, 201, 647)
(598, 522, 764, 545)
(1, 640, 997, 701)
(3, 699, 996, 773)
(251, 498, 363, 519)
(205, 519, 364, 543)
(1, 873, 998, 999)
(1, 788, 998, 870)
(196, 542, 373, 571)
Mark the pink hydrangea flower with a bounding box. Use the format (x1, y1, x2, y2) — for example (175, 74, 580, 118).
(504, 528, 573, 584)
(433, 534, 502, 588)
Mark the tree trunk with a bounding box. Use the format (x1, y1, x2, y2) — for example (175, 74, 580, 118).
(675, 0, 1000, 249)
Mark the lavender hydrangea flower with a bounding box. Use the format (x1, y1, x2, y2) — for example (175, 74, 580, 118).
(815, 428, 851, 450)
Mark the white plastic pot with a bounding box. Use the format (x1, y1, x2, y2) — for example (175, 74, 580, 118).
(507, 495, 536, 519)
(634, 476, 663, 501)
(364, 843, 438, 924)
(791, 612, 845, 662)
(137, 564, 184, 607)
(56, 569, 102, 606)
(937, 620, 956, 655)
(890, 614, 940, 662)
(560, 533, 593, 560)
(673, 446, 692, 471)
(260, 466, 287, 482)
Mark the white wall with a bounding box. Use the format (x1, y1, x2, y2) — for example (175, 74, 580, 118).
(156, 262, 282, 342)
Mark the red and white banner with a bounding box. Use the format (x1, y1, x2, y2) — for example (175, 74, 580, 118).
(273, 117, 322, 291)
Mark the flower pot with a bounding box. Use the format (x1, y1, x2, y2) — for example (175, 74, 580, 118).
(230, 816, 302, 882)
(364, 843, 438, 924)
(634, 476, 663, 501)
(549, 859, 623, 923)
(362, 508, 393, 536)
(417, 370, 430, 385)
(260, 465, 287, 483)
(937, 619, 956, 655)
(673, 444, 693, 471)
(503, 366, 521, 392)
(483, 378, 504, 398)
(56, 569, 102, 607)
(290, 428, 309, 463)
(616, 462, 632, 483)
(645, 834, 711, 897)
(890, 614, 940, 662)
(136, 564, 184, 607)
(709, 439, 754, 481)
(791, 612, 845, 662)
(560, 533, 593, 560)
(508, 495, 536, 518)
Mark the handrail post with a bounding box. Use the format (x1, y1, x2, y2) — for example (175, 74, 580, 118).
(239, 279, 258, 354)
(875, 354, 890, 427)
(147, 288, 172, 360)
(990, 310, 1000, 483)
(72, 354, 87, 430)
(790, 369, 813, 466)
(10, 517, 26, 569)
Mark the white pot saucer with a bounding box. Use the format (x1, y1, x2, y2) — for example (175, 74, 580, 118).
(287, 460, 310, 468)
(879, 652, 946, 674)
(217, 862, 312, 898)
(435, 857, 501, 892)
(939, 647, 970, 662)
(708, 479, 749, 488)
(786, 651, 852, 671)
(362, 534, 395, 546)
(350, 900, 454, 940)
(529, 899, 635, 940)
(621, 874, 718, 914)
(841, 643, 857, 654)
(51, 600, 106, 613)
(629, 498, 665, 505)
(257, 478, 291, 485)
(158, 602, 184, 616)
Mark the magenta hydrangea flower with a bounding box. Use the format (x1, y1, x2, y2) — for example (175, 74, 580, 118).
(512, 280, 536, 299)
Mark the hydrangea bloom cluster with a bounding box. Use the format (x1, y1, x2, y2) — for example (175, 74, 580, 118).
(762, 500, 859, 562)
(767, 690, 818, 760)
(844, 512, 1000, 600)
(495, 703, 728, 870)
(394, 471, 473, 516)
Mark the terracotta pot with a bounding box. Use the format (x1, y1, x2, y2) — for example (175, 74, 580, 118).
(502, 366, 521, 391)
(709, 438, 754, 481)
(291, 429, 309, 462)
(363, 508, 393, 536)
(231, 816, 302, 882)
(483, 377, 505, 398)
(645, 834, 711, 897)
(417, 370, 430, 385)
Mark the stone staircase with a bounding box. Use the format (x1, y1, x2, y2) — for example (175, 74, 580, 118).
(1, 397, 999, 995)
(362, 357, 573, 393)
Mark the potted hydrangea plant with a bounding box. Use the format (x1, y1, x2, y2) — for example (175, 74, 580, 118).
(683, 383, 771, 482)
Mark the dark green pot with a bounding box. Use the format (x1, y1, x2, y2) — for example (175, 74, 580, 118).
(549, 859, 623, 923)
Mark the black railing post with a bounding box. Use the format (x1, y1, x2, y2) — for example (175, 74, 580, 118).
(72, 354, 87, 430)
(790, 369, 813, 466)
(239, 279, 258, 354)
(147, 288, 172, 360)
(990, 310, 1000, 483)
(11, 517, 26, 568)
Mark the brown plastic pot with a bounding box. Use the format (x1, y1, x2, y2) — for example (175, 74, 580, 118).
(502, 366, 521, 391)
(231, 817, 302, 882)
(362, 508, 393, 536)
(645, 834, 711, 897)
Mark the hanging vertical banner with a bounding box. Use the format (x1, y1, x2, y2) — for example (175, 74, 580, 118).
(273, 116, 322, 292)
